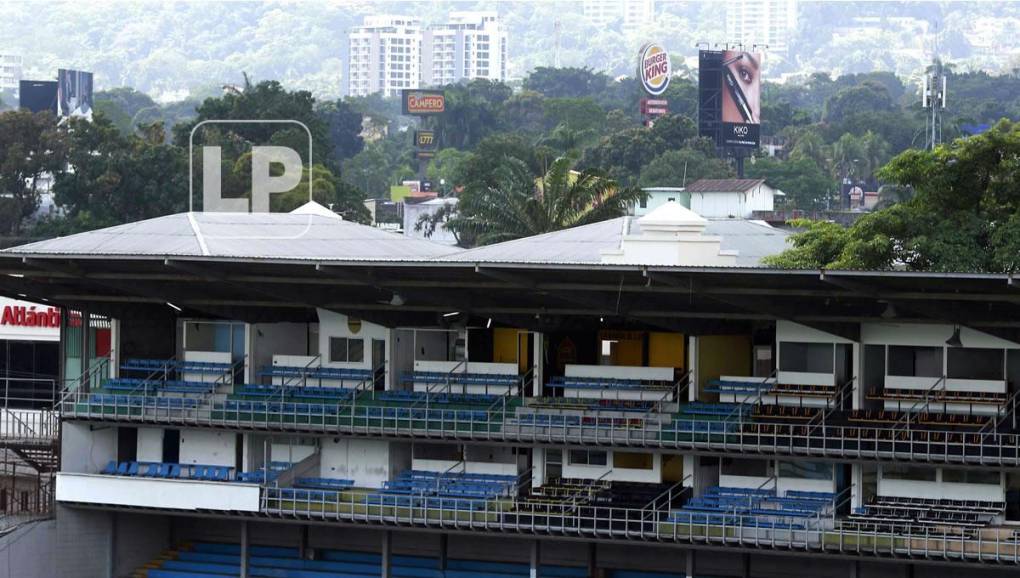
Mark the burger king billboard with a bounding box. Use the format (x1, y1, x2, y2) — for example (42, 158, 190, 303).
(638, 42, 671, 96)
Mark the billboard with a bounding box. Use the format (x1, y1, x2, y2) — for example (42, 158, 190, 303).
(414, 129, 437, 159)
(57, 69, 94, 118)
(402, 90, 445, 115)
(638, 42, 671, 96)
(18, 80, 58, 114)
(698, 50, 761, 148)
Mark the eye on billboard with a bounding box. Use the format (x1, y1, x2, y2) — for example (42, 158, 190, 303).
(698, 50, 762, 149)
(402, 90, 446, 115)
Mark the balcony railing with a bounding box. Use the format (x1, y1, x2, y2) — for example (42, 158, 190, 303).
(60, 389, 1020, 467)
(260, 489, 1020, 565)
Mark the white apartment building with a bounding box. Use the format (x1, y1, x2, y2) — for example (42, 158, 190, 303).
(347, 12, 507, 97)
(582, 0, 655, 31)
(725, 0, 799, 55)
(0, 53, 23, 93)
(347, 15, 422, 98)
(422, 11, 507, 86)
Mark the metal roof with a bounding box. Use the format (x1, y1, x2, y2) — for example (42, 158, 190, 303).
(441, 216, 790, 266)
(3, 212, 458, 261)
(684, 178, 767, 193)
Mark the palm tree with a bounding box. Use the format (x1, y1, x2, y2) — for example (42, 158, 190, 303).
(444, 156, 644, 246)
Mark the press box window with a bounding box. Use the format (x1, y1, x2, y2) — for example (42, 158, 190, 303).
(882, 464, 936, 482)
(569, 450, 608, 466)
(778, 342, 834, 373)
(942, 468, 1001, 486)
(329, 337, 364, 363)
(947, 348, 1004, 381)
(887, 346, 942, 378)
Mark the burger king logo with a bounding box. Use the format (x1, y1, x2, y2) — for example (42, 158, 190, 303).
(639, 43, 671, 96)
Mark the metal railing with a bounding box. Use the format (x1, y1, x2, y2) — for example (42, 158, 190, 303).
(259, 488, 1020, 565)
(58, 390, 1020, 466)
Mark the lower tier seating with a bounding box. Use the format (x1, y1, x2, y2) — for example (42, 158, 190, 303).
(400, 371, 520, 388)
(547, 376, 672, 391)
(138, 541, 592, 578)
(868, 387, 1007, 404)
(100, 461, 241, 482)
(668, 486, 834, 530)
(844, 496, 1005, 532)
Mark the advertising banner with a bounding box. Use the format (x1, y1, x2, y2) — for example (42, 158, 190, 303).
(402, 90, 445, 115)
(57, 69, 94, 118)
(719, 51, 761, 148)
(638, 42, 671, 96)
(18, 80, 58, 115)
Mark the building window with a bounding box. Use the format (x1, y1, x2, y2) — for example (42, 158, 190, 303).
(778, 460, 832, 480)
(779, 342, 834, 373)
(888, 345, 942, 378)
(947, 347, 1004, 381)
(613, 451, 653, 470)
(942, 468, 1001, 485)
(568, 450, 608, 466)
(329, 337, 364, 363)
(721, 457, 770, 477)
(882, 464, 936, 482)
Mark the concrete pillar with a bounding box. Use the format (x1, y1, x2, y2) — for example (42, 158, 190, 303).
(852, 341, 863, 410)
(438, 534, 448, 571)
(687, 336, 699, 402)
(848, 561, 860, 578)
(685, 549, 695, 578)
(530, 540, 541, 578)
(107, 511, 117, 578)
(586, 542, 597, 578)
(299, 525, 310, 559)
(381, 531, 392, 578)
(240, 521, 249, 578)
(905, 564, 914, 578)
(532, 333, 545, 397)
(741, 553, 750, 578)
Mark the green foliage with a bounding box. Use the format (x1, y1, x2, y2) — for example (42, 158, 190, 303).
(822, 81, 896, 124)
(0, 111, 67, 235)
(523, 67, 609, 99)
(271, 164, 369, 223)
(442, 156, 644, 247)
(638, 149, 734, 188)
(746, 157, 834, 210)
(768, 120, 1020, 272)
(316, 99, 364, 163)
(542, 97, 605, 132)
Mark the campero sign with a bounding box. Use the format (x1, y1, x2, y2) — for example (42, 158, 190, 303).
(639, 42, 671, 96)
(402, 90, 446, 115)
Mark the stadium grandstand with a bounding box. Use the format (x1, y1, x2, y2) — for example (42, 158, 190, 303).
(0, 203, 1018, 577)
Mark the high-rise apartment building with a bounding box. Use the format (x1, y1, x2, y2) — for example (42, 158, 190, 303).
(422, 11, 507, 87)
(725, 0, 799, 55)
(0, 53, 23, 93)
(347, 15, 423, 98)
(582, 0, 655, 31)
(347, 12, 507, 97)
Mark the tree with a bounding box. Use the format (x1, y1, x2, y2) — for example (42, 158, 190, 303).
(436, 79, 512, 149)
(822, 81, 896, 124)
(341, 143, 394, 199)
(441, 156, 644, 246)
(426, 148, 472, 192)
(638, 149, 734, 188)
(745, 157, 834, 210)
(766, 120, 1020, 272)
(582, 128, 666, 185)
(50, 116, 188, 231)
(316, 99, 364, 163)
(523, 67, 609, 99)
(542, 97, 605, 132)
(271, 163, 369, 223)
(0, 111, 67, 235)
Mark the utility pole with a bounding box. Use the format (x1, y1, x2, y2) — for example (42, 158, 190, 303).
(922, 25, 947, 150)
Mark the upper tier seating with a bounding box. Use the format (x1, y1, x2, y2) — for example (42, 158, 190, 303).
(400, 371, 520, 388)
(232, 384, 358, 402)
(703, 379, 773, 395)
(361, 470, 517, 511)
(121, 358, 232, 375)
(671, 402, 748, 433)
(373, 390, 500, 405)
(668, 486, 834, 530)
(100, 377, 216, 395)
(100, 460, 239, 482)
(868, 387, 1007, 405)
(768, 383, 838, 397)
(86, 393, 201, 409)
(257, 365, 373, 383)
(848, 409, 992, 428)
(528, 397, 656, 412)
(844, 496, 1005, 531)
(547, 376, 672, 391)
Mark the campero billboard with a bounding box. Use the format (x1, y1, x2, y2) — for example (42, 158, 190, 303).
(698, 50, 761, 148)
(402, 90, 445, 115)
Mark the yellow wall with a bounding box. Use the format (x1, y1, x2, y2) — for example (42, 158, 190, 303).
(649, 332, 685, 368)
(613, 451, 654, 470)
(493, 328, 520, 364)
(697, 335, 752, 389)
(612, 339, 643, 366)
(662, 454, 684, 482)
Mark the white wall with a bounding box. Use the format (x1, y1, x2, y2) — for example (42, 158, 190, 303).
(182, 350, 232, 383)
(60, 422, 116, 474)
(317, 309, 390, 370)
(565, 364, 674, 381)
(0, 297, 60, 342)
(688, 184, 777, 219)
(270, 442, 316, 465)
(253, 322, 310, 377)
(178, 429, 235, 467)
(319, 438, 407, 488)
(56, 473, 260, 511)
(413, 360, 517, 375)
(878, 466, 1004, 502)
(136, 428, 163, 462)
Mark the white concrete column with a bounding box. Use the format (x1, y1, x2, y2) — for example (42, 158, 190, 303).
(687, 336, 699, 402)
(381, 530, 392, 578)
(851, 463, 863, 508)
(530, 540, 541, 578)
(109, 318, 120, 379)
(532, 447, 545, 489)
(532, 332, 544, 397)
(853, 341, 864, 410)
(685, 549, 695, 578)
(240, 521, 249, 578)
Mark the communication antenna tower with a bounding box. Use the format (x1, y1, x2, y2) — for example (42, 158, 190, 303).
(553, 20, 561, 68)
(922, 24, 947, 150)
